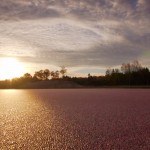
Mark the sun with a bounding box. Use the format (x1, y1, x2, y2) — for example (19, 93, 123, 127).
(0, 57, 25, 80)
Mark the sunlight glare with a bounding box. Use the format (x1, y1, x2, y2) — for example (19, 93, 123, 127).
(0, 58, 25, 80)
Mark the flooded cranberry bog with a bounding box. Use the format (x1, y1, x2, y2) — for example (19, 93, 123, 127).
(0, 89, 150, 149)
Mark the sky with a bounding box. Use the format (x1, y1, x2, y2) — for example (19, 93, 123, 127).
(0, 0, 150, 77)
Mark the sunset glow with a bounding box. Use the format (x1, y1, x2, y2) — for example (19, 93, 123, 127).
(0, 0, 149, 76)
(0, 58, 25, 80)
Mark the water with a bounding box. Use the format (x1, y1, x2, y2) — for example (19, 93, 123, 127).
(0, 89, 150, 150)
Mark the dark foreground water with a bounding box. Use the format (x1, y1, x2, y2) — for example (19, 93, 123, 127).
(0, 89, 150, 150)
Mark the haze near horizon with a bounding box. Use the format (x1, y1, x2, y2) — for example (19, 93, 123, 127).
(0, 0, 150, 78)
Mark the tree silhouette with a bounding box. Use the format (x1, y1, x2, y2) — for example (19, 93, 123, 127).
(34, 70, 43, 80)
(43, 69, 50, 80)
(60, 66, 67, 78)
(121, 60, 142, 74)
(51, 71, 60, 79)
(34, 69, 50, 80)
(23, 73, 32, 79)
(55, 71, 60, 79)
(0, 60, 149, 89)
(105, 68, 112, 76)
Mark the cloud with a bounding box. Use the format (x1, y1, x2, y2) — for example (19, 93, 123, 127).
(0, 0, 149, 75)
(0, 0, 61, 21)
(0, 0, 149, 20)
(0, 0, 142, 21)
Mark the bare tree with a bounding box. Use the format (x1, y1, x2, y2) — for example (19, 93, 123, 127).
(43, 69, 50, 80)
(34, 70, 44, 80)
(121, 60, 142, 74)
(121, 63, 131, 74)
(55, 70, 60, 79)
(105, 68, 112, 76)
(51, 71, 60, 79)
(60, 66, 67, 78)
(131, 60, 142, 72)
(34, 69, 50, 80)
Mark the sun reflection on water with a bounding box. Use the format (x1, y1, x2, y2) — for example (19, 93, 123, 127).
(0, 90, 55, 149)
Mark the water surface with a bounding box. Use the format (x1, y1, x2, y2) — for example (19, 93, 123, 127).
(0, 89, 150, 149)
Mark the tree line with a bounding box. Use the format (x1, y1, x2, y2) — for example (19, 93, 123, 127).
(24, 66, 67, 81)
(0, 60, 150, 88)
(0, 66, 67, 88)
(72, 60, 150, 86)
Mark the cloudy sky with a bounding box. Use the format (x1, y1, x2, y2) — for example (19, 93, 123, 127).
(0, 0, 150, 76)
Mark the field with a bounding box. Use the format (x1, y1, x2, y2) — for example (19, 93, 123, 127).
(0, 89, 150, 149)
